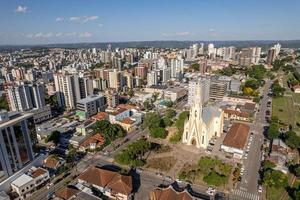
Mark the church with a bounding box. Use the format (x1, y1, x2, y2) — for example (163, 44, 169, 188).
(182, 86, 224, 149)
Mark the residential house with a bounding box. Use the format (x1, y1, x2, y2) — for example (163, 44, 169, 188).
(223, 109, 250, 122)
(79, 133, 105, 152)
(78, 166, 133, 200)
(149, 185, 195, 200)
(11, 167, 50, 199)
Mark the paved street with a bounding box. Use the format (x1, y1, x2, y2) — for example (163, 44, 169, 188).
(234, 80, 271, 200)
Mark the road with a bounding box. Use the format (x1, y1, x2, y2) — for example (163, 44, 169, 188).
(233, 80, 271, 200)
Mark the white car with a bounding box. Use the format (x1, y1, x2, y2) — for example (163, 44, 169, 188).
(206, 187, 216, 196)
(175, 178, 183, 183)
(258, 185, 263, 193)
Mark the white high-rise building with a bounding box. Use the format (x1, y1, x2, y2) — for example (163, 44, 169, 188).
(147, 71, 158, 86)
(188, 77, 210, 106)
(208, 43, 216, 58)
(6, 82, 46, 112)
(170, 58, 184, 78)
(273, 43, 281, 57)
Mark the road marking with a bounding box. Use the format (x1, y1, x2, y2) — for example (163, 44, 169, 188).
(233, 189, 260, 200)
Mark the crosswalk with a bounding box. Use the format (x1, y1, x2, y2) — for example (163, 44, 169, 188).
(233, 189, 259, 200)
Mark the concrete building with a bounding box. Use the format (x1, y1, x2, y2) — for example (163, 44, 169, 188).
(76, 94, 106, 120)
(267, 48, 276, 65)
(188, 77, 210, 106)
(6, 82, 46, 112)
(0, 111, 37, 182)
(209, 77, 228, 100)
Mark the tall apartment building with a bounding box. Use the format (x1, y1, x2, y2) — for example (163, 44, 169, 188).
(239, 47, 261, 66)
(188, 76, 211, 106)
(0, 111, 37, 182)
(147, 71, 158, 86)
(6, 82, 46, 112)
(54, 72, 93, 109)
(266, 48, 276, 65)
(105, 90, 119, 108)
(209, 77, 228, 100)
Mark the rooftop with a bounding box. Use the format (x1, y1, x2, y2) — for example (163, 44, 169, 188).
(11, 174, 33, 188)
(222, 122, 250, 150)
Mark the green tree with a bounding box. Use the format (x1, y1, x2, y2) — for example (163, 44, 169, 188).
(203, 171, 227, 187)
(166, 109, 176, 119)
(191, 63, 200, 71)
(262, 160, 276, 171)
(175, 111, 189, 133)
(0, 96, 9, 110)
(283, 130, 300, 149)
(268, 123, 280, 139)
(263, 170, 288, 188)
(244, 79, 261, 90)
(198, 156, 215, 174)
(45, 130, 60, 145)
(142, 112, 163, 130)
(149, 127, 167, 138)
(128, 89, 134, 97)
(94, 120, 126, 144)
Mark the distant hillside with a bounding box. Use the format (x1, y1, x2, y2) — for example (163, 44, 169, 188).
(1, 40, 300, 52)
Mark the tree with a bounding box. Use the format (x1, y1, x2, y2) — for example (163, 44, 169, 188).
(283, 130, 300, 149)
(175, 111, 189, 133)
(164, 101, 173, 108)
(191, 63, 200, 71)
(203, 171, 227, 187)
(45, 131, 60, 145)
(262, 160, 276, 171)
(268, 123, 280, 139)
(166, 109, 176, 119)
(263, 170, 288, 188)
(0, 96, 9, 110)
(198, 156, 215, 174)
(94, 120, 126, 144)
(244, 79, 260, 90)
(143, 112, 163, 130)
(143, 99, 153, 111)
(128, 89, 134, 97)
(272, 80, 285, 97)
(150, 127, 167, 139)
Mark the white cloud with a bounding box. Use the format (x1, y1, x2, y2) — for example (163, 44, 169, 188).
(66, 32, 77, 37)
(55, 33, 63, 37)
(69, 16, 81, 21)
(82, 16, 99, 23)
(15, 6, 28, 13)
(56, 17, 64, 22)
(162, 31, 190, 37)
(79, 32, 92, 38)
(98, 23, 104, 27)
(176, 31, 190, 36)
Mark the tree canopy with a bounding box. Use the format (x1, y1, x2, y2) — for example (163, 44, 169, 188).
(94, 120, 126, 144)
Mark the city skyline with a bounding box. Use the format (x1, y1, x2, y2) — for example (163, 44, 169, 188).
(1, 0, 300, 45)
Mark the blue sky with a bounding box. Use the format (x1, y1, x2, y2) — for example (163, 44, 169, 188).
(0, 0, 299, 45)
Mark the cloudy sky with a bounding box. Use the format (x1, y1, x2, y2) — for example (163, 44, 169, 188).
(0, 0, 300, 45)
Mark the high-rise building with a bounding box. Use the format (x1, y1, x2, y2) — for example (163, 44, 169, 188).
(208, 43, 216, 58)
(209, 77, 229, 100)
(188, 77, 210, 106)
(147, 71, 158, 86)
(6, 82, 46, 112)
(266, 48, 276, 65)
(0, 111, 37, 182)
(273, 43, 281, 57)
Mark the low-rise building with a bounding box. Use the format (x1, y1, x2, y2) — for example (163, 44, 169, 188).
(79, 133, 105, 152)
(149, 185, 195, 200)
(11, 167, 50, 199)
(221, 122, 250, 159)
(43, 156, 65, 173)
(223, 109, 250, 122)
(78, 166, 133, 200)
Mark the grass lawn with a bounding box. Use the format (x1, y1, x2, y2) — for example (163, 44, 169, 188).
(272, 96, 294, 126)
(266, 186, 285, 200)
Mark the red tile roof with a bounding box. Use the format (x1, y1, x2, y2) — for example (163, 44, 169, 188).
(31, 168, 48, 178)
(78, 166, 132, 195)
(44, 156, 60, 170)
(223, 123, 250, 150)
(92, 112, 108, 121)
(149, 186, 193, 200)
(121, 117, 135, 125)
(55, 187, 79, 200)
(80, 133, 105, 148)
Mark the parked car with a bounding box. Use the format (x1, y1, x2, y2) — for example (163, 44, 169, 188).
(258, 185, 263, 193)
(206, 187, 216, 196)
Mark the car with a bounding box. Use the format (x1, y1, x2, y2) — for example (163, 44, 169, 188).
(258, 185, 263, 193)
(47, 182, 54, 189)
(136, 168, 143, 174)
(206, 187, 216, 196)
(165, 176, 172, 181)
(156, 173, 163, 178)
(175, 178, 183, 183)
